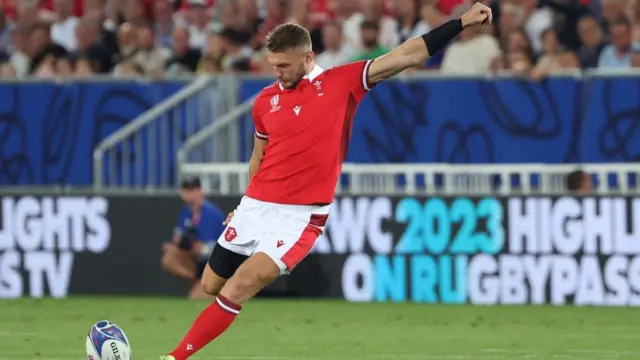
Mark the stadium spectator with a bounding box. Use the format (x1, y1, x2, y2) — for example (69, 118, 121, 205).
(598, 16, 635, 68)
(631, 45, 640, 66)
(84, 9, 120, 65)
(287, 0, 324, 53)
(121, 0, 147, 25)
(2, 0, 640, 78)
(351, 19, 390, 61)
(51, 0, 78, 51)
(112, 54, 144, 76)
(530, 28, 564, 77)
(441, 4, 501, 74)
(153, 0, 175, 48)
(74, 18, 112, 73)
(327, 0, 359, 23)
(55, 54, 73, 75)
(199, 54, 222, 73)
(132, 21, 171, 77)
(521, 0, 554, 53)
(396, 0, 431, 43)
(0, 59, 15, 77)
(496, 2, 527, 46)
(315, 20, 354, 68)
(577, 15, 606, 68)
(219, 27, 253, 71)
(166, 25, 201, 75)
(184, 0, 211, 49)
(75, 55, 95, 75)
(199, 31, 224, 69)
(253, 0, 288, 50)
(601, 0, 627, 34)
(0, 10, 12, 57)
(545, 0, 590, 51)
(343, 0, 398, 51)
(8, 27, 29, 78)
(27, 22, 68, 76)
(161, 176, 226, 300)
(116, 22, 137, 59)
(567, 169, 592, 193)
(237, 0, 262, 34)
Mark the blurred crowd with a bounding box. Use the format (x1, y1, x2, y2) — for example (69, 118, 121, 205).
(1, 0, 639, 79)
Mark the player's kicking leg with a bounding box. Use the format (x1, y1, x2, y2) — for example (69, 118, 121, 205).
(160, 236, 252, 360)
(160, 199, 327, 360)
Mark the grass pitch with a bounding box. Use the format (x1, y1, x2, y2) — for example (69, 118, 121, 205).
(0, 297, 639, 360)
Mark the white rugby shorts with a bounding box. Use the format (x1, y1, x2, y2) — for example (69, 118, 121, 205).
(216, 196, 329, 275)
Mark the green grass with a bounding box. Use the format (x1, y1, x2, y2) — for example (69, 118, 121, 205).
(0, 298, 639, 359)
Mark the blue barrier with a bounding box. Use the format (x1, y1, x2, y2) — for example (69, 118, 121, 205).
(239, 76, 640, 164)
(0, 81, 187, 186)
(3, 76, 640, 187)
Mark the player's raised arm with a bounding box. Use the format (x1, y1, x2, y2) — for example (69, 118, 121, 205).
(367, 2, 493, 85)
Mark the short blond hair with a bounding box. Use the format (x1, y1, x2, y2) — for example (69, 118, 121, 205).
(266, 23, 312, 53)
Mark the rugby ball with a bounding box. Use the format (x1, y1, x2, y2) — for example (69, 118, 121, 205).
(85, 320, 132, 360)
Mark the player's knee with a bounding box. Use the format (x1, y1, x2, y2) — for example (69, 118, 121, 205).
(201, 279, 220, 296)
(227, 267, 276, 298)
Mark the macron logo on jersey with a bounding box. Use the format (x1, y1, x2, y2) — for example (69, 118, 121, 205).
(293, 105, 302, 116)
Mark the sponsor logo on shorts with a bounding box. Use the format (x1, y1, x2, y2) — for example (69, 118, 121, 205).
(277, 240, 285, 248)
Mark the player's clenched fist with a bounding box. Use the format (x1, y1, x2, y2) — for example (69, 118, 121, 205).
(460, 2, 493, 28)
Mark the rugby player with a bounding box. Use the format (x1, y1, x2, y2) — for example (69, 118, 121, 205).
(161, 3, 492, 359)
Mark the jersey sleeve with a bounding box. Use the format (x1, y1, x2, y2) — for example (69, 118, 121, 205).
(252, 100, 268, 140)
(330, 60, 375, 101)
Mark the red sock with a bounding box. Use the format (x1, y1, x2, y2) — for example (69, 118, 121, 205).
(168, 295, 241, 360)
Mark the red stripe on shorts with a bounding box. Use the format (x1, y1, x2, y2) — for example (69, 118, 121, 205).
(309, 214, 328, 227)
(280, 223, 323, 272)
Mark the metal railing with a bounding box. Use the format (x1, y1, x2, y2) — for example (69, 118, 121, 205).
(89, 68, 640, 192)
(92, 75, 237, 190)
(176, 95, 257, 189)
(179, 162, 640, 195)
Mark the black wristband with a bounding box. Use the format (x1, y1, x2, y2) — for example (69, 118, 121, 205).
(421, 19, 463, 56)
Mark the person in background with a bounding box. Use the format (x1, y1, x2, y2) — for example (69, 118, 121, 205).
(342, 0, 398, 50)
(186, 0, 211, 49)
(598, 16, 635, 69)
(8, 26, 29, 78)
(577, 14, 606, 68)
(287, 0, 324, 53)
(165, 25, 201, 75)
(50, 0, 78, 51)
(631, 45, 640, 66)
(154, 0, 175, 49)
(530, 28, 564, 78)
(55, 54, 73, 75)
(132, 21, 172, 77)
(315, 20, 354, 68)
(74, 17, 112, 73)
(351, 19, 390, 61)
(567, 169, 593, 193)
(521, 0, 554, 53)
(600, 0, 627, 34)
(27, 22, 68, 76)
(395, 0, 431, 43)
(161, 176, 226, 300)
(441, 4, 501, 74)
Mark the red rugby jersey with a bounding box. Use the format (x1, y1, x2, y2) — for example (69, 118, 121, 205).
(246, 60, 374, 205)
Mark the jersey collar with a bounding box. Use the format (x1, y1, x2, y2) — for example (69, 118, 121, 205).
(278, 64, 324, 91)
